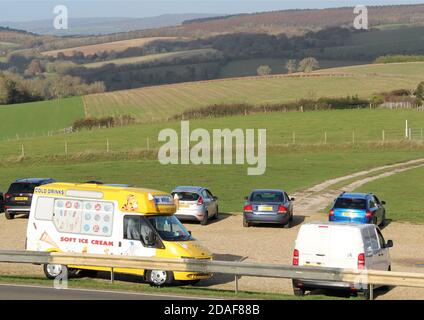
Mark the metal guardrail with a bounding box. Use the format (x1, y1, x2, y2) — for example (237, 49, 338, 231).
(1, 250, 424, 294)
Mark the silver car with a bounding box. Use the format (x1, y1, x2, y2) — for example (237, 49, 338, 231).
(171, 186, 219, 225)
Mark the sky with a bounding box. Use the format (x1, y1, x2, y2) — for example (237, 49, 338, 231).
(0, 0, 423, 21)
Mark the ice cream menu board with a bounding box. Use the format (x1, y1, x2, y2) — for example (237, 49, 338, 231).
(53, 199, 114, 237)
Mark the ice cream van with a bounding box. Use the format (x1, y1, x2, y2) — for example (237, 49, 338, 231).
(26, 182, 213, 286)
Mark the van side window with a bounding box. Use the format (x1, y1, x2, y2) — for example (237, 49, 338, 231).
(369, 229, 380, 251)
(123, 216, 153, 246)
(124, 216, 141, 240)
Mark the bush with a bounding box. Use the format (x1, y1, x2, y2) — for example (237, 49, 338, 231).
(72, 115, 136, 131)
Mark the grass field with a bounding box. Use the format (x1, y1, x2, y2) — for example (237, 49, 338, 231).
(2, 108, 424, 158)
(83, 49, 218, 69)
(84, 62, 424, 121)
(0, 97, 84, 140)
(41, 37, 179, 57)
(355, 166, 424, 223)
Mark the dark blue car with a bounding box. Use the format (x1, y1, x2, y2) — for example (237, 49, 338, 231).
(329, 192, 386, 226)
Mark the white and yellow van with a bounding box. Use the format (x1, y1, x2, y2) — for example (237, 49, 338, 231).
(26, 182, 213, 286)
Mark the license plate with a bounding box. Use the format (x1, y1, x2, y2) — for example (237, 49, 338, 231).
(179, 204, 189, 208)
(15, 197, 28, 201)
(342, 212, 351, 217)
(258, 206, 273, 212)
(305, 262, 324, 267)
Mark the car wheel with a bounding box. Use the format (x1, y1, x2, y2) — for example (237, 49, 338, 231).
(5, 211, 14, 220)
(289, 213, 294, 222)
(146, 270, 174, 287)
(200, 211, 209, 225)
(380, 212, 386, 227)
(283, 221, 291, 229)
(78, 269, 98, 278)
(243, 217, 250, 228)
(211, 206, 219, 220)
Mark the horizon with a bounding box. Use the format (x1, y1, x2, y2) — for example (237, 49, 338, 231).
(0, 0, 423, 22)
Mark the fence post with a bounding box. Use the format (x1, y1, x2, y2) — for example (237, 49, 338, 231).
(292, 132, 296, 145)
(147, 138, 150, 151)
(352, 130, 355, 144)
(106, 139, 110, 153)
(324, 132, 327, 144)
(409, 128, 412, 141)
(382, 130, 385, 143)
(65, 141, 68, 157)
(21, 144, 25, 158)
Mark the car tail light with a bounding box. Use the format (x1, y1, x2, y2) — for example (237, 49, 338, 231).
(365, 211, 373, 219)
(5, 193, 11, 199)
(358, 253, 365, 270)
(293, 249, 299, 266)
(197, 197, 204, 206)
(278, 205, 287, 213)
(329, 209, 334, 217)
(244, 204, 253, 212)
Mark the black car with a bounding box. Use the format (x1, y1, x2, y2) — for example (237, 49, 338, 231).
(4, 178, 55, 220)
(243, 189, 295, 228)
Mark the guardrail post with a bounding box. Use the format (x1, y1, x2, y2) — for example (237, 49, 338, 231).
(369, 284, 374, 300)
(111, 267, 114, 284)
(234, 274, 239, 294)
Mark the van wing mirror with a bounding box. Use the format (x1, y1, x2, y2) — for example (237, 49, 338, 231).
(291, 198, 295, 201)
(381, 201, 386, 205)
(386, 240, 393, 248)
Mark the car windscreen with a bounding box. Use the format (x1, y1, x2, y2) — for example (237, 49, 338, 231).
(7, 183, 39, 194)
(147, 215, 193, 241)
(250, 191, 284, 203)
(172, 192, 200, 201)
(334, 198, 367, 210)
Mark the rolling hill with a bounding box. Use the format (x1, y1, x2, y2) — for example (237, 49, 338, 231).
(83, 62, 424, 121)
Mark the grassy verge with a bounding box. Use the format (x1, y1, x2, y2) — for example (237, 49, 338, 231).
(0, 275, 353, 300)
(355, 165, 424, 223)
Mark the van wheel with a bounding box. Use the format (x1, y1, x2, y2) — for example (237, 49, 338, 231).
(243, 218, 250, 228)
(200, 212, 209, 225)
(283, 220, 291, 229)
(146, 270, 174, 287)
(358, 285, 372, 300)
(43, 264, 78, 280)
(5, 211, 14, 220)
(293, 287, 305, 296)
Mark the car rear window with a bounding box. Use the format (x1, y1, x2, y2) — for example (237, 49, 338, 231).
(172, 192, 200, 201)
(250, 192, 284, 203)
(334, 198, 366, 210)
(7, 183, 39, 194)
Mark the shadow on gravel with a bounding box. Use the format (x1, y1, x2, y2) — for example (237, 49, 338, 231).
(247, 215, 306, 229)
(180, 213, 232, 226)
(307, 284, 395, 300)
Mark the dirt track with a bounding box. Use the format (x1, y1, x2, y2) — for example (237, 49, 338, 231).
(1, 158, 424, 299)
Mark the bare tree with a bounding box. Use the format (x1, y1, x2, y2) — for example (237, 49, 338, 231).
(286, 59, 297, 74)
(257, 65, 272, 76)
(298, 57, 319, 73)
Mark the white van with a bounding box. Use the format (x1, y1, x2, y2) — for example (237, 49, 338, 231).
(292, 222, 393, 298)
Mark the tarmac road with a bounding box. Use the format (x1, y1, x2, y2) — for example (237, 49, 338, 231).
(0, 283, 214, 300)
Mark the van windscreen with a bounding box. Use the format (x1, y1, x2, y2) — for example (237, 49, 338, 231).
(334, 198, 366, 210)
